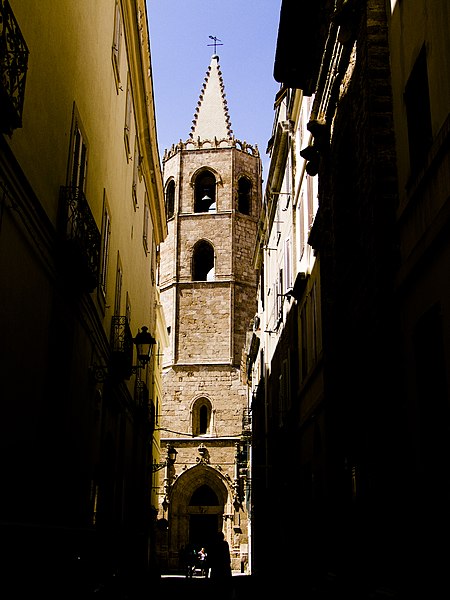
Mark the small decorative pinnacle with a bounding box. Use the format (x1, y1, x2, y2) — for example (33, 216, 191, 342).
(208, 35, 223, 55)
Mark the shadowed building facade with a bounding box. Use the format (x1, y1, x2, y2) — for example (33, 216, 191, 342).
(0, 0, 166, 591)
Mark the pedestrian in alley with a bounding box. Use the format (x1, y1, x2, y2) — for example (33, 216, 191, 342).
(208, 531, 232, 580)
(198, 547, 208, 577)
(185, 543, 196, 578)
(207, 532, 233, 599)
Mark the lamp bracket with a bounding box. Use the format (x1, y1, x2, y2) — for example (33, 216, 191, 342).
(277, 291, 292, 297)
(89, 363, 145, 382)
(151, 461, 168, 473)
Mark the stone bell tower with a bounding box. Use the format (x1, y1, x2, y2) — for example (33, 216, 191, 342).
(156, 53, 261, 573)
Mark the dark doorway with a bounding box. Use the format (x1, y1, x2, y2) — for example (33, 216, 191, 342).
(189, 514, 218, 550)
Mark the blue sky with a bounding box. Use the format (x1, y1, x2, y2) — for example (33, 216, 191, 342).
(147, 0, 282, 172)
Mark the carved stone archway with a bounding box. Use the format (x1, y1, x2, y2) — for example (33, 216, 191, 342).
(165, 463, 233, 571)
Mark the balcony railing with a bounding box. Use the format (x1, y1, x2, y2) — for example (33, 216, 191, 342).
(110, 316, 133, 379)
(0, 0, 29, 133)
(59, 186, 101, 292)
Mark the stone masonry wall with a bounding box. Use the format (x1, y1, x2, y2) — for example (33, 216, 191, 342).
(176, 283, 231, 362)
(162, 364, 247, 438)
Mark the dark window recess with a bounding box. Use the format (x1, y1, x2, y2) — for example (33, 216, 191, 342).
(165, 180, 175, 219)
(404, 45, 433, 175)
(192, 240, 214, 281)
(195, 171, 216, 212)
(193, 398, 211, 436)
(71, 126, 87, 190)
(260, 264, 265, 310)
(238, 177, 251, 215)
(199, 405, 208, 434)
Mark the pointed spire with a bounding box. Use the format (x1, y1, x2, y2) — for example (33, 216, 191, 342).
(189, 55, 233, 142)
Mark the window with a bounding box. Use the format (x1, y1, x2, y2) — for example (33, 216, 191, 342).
(404, 45, 432, 175)
(99, 194, 111, 297)
(114, 253, 123, 316)
(299, 191, 305, 261)
(310, 283, 318, 362)
(238, 177, 252, 214)
(300, 304, 308, 381)
(192, 397, 212, 436)
(192, 240, 215, 281)
(276, 269, 283, 325)
(143, 192, 150, 254)
(276, 202, 281, 244)
(132, 136, 139, 208)
(70, 114, 88, 192)
(307, 174, 314, 228)
(112, 0, 122, 87)
(260, 264, 265, 310)
(194, 170, 216, 212)
(124, 75, 132, 159)
(125, 291, 131, 324)
(284, 238, 292, 292)
(150, 237, 156, 285)
(63, 108, 102, 292)
(66, 108, 88, 242)
(165, 179, 175, 220)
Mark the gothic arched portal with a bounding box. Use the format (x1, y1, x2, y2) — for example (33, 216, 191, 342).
(167, 464, 232, 563)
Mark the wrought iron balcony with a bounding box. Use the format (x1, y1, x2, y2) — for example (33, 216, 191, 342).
(110, 316, 134, 380)
(59, 186, 101, 292)
(90, 317, 155, 383)
(0, 0, 29, 134)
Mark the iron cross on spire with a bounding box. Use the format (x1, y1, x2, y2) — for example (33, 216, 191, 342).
(208, 35, 223, 54)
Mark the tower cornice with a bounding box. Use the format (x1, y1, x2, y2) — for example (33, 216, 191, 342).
(163, 137, 259, 162)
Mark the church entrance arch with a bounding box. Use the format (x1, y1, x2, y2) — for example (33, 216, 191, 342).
(167, 463, 232, 569)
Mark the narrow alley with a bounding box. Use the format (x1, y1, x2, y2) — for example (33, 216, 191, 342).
(2, 3, 449, 600)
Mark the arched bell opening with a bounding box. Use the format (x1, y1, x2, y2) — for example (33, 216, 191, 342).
(194, 170, 216, 212)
